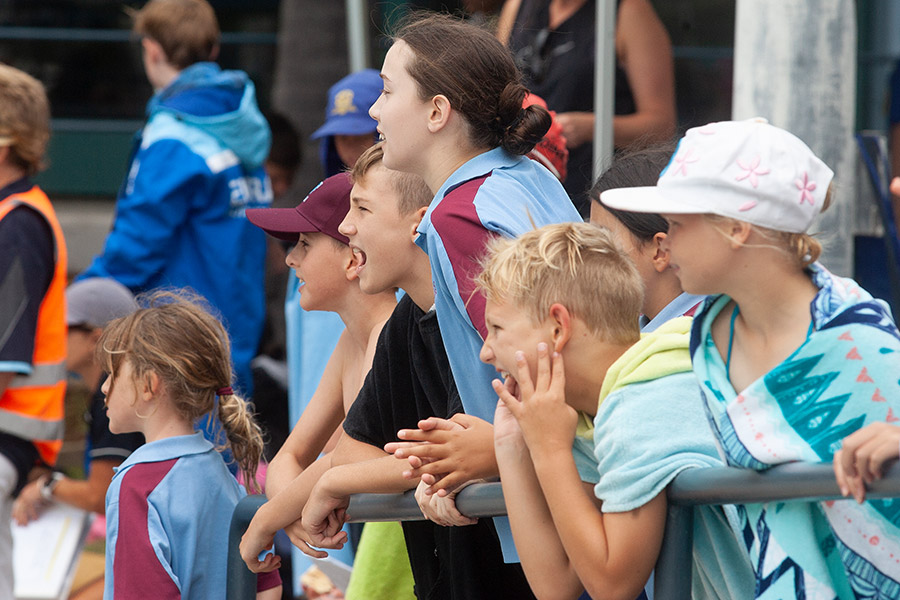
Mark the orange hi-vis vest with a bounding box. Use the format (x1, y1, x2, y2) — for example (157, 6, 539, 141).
(0, 185, 67, 466)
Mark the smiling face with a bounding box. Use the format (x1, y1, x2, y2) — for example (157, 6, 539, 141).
(339, 166, 422, 295)
(101, 359, 144, 435)
(368, 41, 432, 174)
(479, 297, 554, 399)
(661, 213, 731, 295)
(284, 232, 351, 312)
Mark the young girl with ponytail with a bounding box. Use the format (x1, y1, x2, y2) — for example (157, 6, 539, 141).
(370, 13, 581, 509)
(98, 290, 281, 599)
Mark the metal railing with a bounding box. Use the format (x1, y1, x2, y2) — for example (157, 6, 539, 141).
(227, 462, 900, 599)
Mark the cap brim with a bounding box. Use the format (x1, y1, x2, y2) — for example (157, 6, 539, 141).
(246, 207, 319, 242)
(599, 186, 709, 215)
(311, 119, 377, 140)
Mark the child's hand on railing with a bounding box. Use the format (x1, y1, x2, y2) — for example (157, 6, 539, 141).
(301, 478, 351, 550)
(834, 422, 900, 503)
(414, 478, 479, 526)
(239, 519, 282, 573)
(385, 415, 497, 497)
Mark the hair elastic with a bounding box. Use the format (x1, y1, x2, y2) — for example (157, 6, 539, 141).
(216, 386, 233, 396)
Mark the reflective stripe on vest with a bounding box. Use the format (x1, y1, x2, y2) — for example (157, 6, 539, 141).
(0, 186, 67, 466)
(0, 407, 65, 440)
(7, 362, 67, 389)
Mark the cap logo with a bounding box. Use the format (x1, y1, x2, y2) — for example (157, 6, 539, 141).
(331, 89, 358, 116)
(796, 172, 817, 206)
(735, 155, 769, 189)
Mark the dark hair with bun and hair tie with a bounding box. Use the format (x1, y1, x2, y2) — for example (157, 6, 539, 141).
(394, 12, 550, 156)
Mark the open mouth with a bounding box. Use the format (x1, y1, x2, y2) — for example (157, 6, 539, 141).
(377, 130, 385, 142)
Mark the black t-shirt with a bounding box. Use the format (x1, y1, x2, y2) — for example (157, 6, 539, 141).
(344, 295, 536, 600)
(508, 0, 636, 214)
(86, 375, 144, 467)
(0, 178, 55, 491)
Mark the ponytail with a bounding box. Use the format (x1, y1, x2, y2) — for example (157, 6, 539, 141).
(217, 388, 264, 493)
(496, 82, 551, 155)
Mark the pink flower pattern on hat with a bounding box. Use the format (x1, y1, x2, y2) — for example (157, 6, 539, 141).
(795, 172, 817, 206)
(735, 156, 770, 188)
(671, 147, 698, 176)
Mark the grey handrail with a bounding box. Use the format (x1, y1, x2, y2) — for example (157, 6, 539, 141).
(227, 462, 900, 599)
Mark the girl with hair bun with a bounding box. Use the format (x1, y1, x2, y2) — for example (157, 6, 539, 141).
(98, 290, 281, 599)
(370, 14, 580, 511)
(602, 118, 900, 598)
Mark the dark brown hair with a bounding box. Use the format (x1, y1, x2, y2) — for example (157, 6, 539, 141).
(591, 143, 676, 244)
(394, 12, 550, 156)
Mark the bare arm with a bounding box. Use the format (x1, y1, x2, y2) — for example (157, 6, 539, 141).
(494, 400, 586, 600)
(300, 434, 420, 549)
(265, 335, 348, 499)
(556, 0, 676, 149)
(611, 0, 676, 146)
(496, 0, 522, 45)
(498, 345, 666, 600)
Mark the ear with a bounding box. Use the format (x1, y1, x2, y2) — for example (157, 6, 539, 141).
(209, 43, 220, 62)
(344, 247, 360, 281)
(142, 37, 160, 63)
(650, 232, 670, 273)
(0, 146, 9, 167)
(728, 219, 753, 249)
(426, 94, 452, 134)
(409, 206, 428, 242)
(548, 303, 573, 353)
(142, 370, 160, 402)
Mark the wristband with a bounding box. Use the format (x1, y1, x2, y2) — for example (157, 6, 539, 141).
(40, 472, 64, 501)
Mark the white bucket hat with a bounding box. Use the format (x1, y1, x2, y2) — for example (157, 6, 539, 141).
(600, 118, 834, 233)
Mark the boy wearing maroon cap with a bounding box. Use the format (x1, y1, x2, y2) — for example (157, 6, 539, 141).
(242, 173, 397, 559)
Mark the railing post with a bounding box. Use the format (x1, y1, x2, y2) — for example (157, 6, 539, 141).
(654, 503, 693, 600)
(226, 495, 267, 600)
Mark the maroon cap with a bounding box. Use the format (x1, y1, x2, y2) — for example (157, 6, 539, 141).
(246, 173, 352, 245)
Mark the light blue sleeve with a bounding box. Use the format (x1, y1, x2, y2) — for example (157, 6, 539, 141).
(593, 372, 723, 512)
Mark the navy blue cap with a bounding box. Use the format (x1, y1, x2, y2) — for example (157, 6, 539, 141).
(311, 69, 382, 140)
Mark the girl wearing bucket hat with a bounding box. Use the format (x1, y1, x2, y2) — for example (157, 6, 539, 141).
(602, 118, 900, 598)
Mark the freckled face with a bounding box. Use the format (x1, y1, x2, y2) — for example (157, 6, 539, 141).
(368, 41, 432, 174)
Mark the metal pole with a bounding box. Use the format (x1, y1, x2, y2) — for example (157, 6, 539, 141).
(654, 504, 694, 600)
(226, 495, 267, 600)
(345, 0, 370, 72)
(592, 0, 617, 181)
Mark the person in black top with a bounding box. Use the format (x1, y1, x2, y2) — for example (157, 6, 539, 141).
(499, 0, 676, 215)
(13, 278, 143, 524)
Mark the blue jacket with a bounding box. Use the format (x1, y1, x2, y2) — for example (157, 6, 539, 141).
(81, 63, 272, 394)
